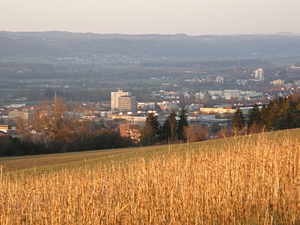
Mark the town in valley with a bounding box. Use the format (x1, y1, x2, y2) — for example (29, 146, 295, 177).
(1, 32, 300, 145)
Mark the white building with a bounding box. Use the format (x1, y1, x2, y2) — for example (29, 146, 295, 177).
(254, 68, 264, 80)
(195, 91, 206, 100)
(111, 89, 131, 110)
(111, 89, 136, 112)
(270, 79, 284, 86)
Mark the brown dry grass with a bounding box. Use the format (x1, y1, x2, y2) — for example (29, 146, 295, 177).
(0, 131, 299, 224)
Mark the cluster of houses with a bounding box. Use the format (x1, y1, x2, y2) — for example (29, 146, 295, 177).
(150, 88, 293, 102)
(151, 90, 190, 100)
(1, 83, 298, 143)
(0, 100, 235, 143)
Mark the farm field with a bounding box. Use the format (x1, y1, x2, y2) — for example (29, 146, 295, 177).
(0, 136, 228, 174)
(0, 129, 299, 224)
(1, 129, 299, 174)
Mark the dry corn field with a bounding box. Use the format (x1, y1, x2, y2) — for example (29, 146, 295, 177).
(0, 133, 299, 224)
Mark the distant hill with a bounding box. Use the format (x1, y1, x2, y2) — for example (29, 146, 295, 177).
(0, 31, 300, 62)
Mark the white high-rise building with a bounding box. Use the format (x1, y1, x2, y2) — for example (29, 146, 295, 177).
(254, 68, 264, 80)
(111, 89, 131, 110)
(111, 89, 136, 112)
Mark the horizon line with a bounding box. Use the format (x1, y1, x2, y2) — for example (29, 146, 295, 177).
(1, 30, 299, 37)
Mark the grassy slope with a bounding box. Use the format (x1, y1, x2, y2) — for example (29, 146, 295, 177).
(1, 128, 299, 174)
(1, 128, 299, 224)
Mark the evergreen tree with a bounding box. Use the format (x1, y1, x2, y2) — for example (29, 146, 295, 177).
(248, 104, 261, 133)
(210, 122, 221, 135)
(162, 110, 177, 143)
(275, 96, 300, 129)
(275, 97, 290, 129)
(232, 108, 245, 134)
(266, 100, 278, 130)
(260, 105, 269, 131)
(140, 113, 160, 145)
(177, 108, 188, 142)
(294, 101, 300, 127)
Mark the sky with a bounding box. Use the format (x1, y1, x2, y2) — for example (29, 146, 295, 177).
(1, 0, 300, 35)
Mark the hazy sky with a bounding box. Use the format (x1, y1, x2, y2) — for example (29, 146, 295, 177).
(1, 0, 300, 35)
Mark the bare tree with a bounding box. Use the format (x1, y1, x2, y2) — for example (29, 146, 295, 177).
(184, 124, 208, 143)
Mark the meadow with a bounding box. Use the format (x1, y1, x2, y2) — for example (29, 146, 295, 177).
(0, 129, 299, 224)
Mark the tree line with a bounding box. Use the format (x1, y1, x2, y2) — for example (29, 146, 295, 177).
(142, 94, 300, 146)
(140, 109, 210, 145)
(0, 130, 131, 157)
(232, 94, 300, 134)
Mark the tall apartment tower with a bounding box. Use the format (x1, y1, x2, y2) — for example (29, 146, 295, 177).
(254, 68, 264, 80)
(111, 89, 136, 112)
(119, 96, 136, 112)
